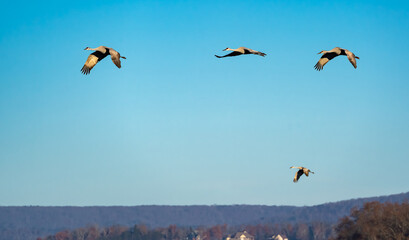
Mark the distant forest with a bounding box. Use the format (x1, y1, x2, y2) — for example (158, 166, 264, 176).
(39, 201, 409, 240)
(0, 192, 408, 240)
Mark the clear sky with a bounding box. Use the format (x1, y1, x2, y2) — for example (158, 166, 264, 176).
(1, 0, 409, 206)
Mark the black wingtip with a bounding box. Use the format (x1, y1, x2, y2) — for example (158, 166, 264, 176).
(314, 63, 323, 71)
(81, 66, 91, 75)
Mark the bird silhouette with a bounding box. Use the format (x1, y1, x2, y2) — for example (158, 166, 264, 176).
(215, 47, 266, 58)
(81, 46, 126, 75)
(314, 47, 359, 71)
(290, 166, 315, 182)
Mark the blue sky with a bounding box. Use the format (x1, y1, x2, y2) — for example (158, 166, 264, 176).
(1, 0, 409, 206)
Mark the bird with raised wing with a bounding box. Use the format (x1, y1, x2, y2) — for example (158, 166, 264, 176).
(81, 46, 126, 75)
(215, 47, 266, 58)
(314, 47, 359, 71)
(290, 166, 314, 182)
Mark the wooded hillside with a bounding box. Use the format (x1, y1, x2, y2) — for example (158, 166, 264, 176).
(1, 192, 408, 240)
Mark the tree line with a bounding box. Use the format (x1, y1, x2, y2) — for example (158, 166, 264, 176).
(331, 201, 409, 240)
(39, 201, 409, 240)
(38, 222, 333, 240)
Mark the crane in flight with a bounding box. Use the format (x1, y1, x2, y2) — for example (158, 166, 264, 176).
(290, 166, 314, 182)
(81, 46, 126, 75)
(314, 47, 359, 71)
(215, 47, 266, 58)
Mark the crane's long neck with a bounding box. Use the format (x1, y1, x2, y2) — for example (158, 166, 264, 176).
(85, 47, 107, 53)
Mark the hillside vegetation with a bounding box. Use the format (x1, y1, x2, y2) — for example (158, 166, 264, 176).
(0, 192, 408, 240)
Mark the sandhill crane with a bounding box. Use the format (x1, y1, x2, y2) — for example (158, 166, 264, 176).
(215, 47, 266, 58)
(81, 46, 126, 75)
(314, 47, 359, 71)
(290, 166, 314, 182)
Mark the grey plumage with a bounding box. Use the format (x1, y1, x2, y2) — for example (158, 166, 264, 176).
(81, 46, 126, 75)
(290, 166, 315, 182)
(215, 47, 266, 58)
(314, 47, 359, 71)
